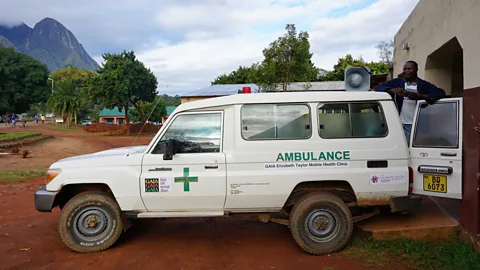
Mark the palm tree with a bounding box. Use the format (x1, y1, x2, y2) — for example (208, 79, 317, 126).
(47, 79, 86, 127)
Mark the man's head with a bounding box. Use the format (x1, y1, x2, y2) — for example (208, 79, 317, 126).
(403, 60, 418, 80)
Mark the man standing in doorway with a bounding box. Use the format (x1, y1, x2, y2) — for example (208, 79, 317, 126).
(375, 60, 446, 144)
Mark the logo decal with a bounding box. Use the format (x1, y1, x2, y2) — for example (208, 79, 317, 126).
(145, 178, 159, 192)
(371, 175, 378, 184)
(174, 167, 198, 192)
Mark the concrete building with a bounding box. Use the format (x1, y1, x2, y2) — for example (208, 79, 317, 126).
(393, 0, 480, 243)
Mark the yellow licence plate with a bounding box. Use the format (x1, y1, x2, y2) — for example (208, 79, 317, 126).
(423, 175, 447, 193)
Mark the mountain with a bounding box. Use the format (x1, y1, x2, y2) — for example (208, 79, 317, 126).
(0, 18, 99, 71)
(0, 35, 15, 49)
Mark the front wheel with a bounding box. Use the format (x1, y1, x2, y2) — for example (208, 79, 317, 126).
(289, 192, 353, 255)
(58, 192, 124, 253)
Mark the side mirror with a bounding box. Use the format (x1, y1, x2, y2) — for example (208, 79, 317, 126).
(163, 139, 177, 160)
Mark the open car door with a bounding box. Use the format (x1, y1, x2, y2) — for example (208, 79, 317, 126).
(409, 98, 462, 199)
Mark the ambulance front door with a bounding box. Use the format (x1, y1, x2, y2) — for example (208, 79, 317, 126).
(409, 98, 462, 199)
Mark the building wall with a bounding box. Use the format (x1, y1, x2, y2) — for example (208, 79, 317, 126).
(394, 0, 480, 237)
(393, 0, 480, 93)
(99, 116, 125, 124)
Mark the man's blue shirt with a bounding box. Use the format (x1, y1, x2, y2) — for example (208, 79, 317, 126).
(374, 77, 446, 113)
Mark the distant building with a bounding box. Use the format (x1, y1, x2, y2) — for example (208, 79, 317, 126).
(98, 107, 127, 124)
(180, 82, 347, 103)
(161, 106, 177, 124)
(99, 105, 177, 125)
(276, 81, 344, 92)
(180, 84, 260, 103)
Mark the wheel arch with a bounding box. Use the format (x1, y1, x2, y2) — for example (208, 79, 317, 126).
(283, 180, 357, 211)
(53, 183, 116, 210)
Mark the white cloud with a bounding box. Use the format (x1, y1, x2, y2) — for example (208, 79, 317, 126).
(136, 31, 284, 94)
(134, 0, 419, 94)
(155, 0, 365, 41)
(310, 0, 418, 53)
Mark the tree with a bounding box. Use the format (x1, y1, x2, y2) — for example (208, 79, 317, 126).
(213, 24, 319, 91)
(0, 47, 50, 114)
(159, 94, 181, 106)
(256, 24, 319, 91)
(86, 50, 158, 135)
(376, 40, 394, 64)
(47, 66, 96, 125)
(211, 65, 258, 85)
(50, 65, 96, 85)
(318, 54, 391, 81)
(129, 96, 167, 123)
(320, 54, 367, 81)
(47, 79, 86, 127)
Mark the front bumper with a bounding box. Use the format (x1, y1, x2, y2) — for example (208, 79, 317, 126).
(390, 195, 422, 213)
(34, 186, 58, 212)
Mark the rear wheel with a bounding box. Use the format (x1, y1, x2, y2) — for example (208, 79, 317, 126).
(289, 192, 353, 255)
(58, 191, 124, 253)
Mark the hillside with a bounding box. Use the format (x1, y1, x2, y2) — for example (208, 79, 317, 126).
(0, 35, 15, 49)
(0, 18, 99, 71)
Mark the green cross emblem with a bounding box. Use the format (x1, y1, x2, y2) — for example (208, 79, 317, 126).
(174, 167, 198, 192)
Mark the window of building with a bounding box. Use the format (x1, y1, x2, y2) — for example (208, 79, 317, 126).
(151, 113, 222, 154)
(241, 104, 311, 140)
(318, 102, 387, 139)
(412, 102, 459, 148)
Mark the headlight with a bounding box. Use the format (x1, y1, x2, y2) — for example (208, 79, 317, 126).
(45, 169, 61, 184)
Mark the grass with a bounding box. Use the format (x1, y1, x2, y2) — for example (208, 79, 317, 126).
(0, 169, 46, 183)
(345, 236, 480, 270)
(0, 132, 41, 141)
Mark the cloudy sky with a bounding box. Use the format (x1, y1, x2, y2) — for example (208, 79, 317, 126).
(0, 0, 419, 96)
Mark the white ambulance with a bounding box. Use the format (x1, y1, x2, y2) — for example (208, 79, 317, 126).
(34, 77, 462, 255)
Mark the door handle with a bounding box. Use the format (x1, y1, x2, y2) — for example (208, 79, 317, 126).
(149, 167, 172, 172)
(367, 160, 388, 168)
(441, 152, 457, 157)
(205, 165, 218, 169)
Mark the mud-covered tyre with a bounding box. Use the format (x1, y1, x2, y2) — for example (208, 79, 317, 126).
(58, 191, 124, 253)
(289, 192, 353, 255)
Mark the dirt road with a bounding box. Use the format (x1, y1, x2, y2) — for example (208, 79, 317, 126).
(0, 124, 396, 270)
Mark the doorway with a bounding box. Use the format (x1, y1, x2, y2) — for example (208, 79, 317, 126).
(424, 37, 464, 97)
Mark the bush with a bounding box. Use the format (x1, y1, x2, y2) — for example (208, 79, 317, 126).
(83, 123, 120, 133)
(84, 123, 161, 135)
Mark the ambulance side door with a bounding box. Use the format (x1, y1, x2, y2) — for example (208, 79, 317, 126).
(409, 98, 462, 199)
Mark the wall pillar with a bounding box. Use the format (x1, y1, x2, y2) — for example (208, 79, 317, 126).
(461, 87, 480, 238)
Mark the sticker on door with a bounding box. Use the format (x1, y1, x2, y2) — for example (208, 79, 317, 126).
(370, 173, 406, 185)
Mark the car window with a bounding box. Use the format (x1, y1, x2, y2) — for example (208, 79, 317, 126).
(318, 102, 387, 138)
(151, 113, 222, 154)
(241, 104, 311, 140)
(412, 102, 459, 148)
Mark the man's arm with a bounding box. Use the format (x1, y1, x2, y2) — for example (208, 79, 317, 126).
(375, 78, 398, 92)
(406, 80, 446, 101)
(424, 80, 446, 100)
(375, 78, 404, 96)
